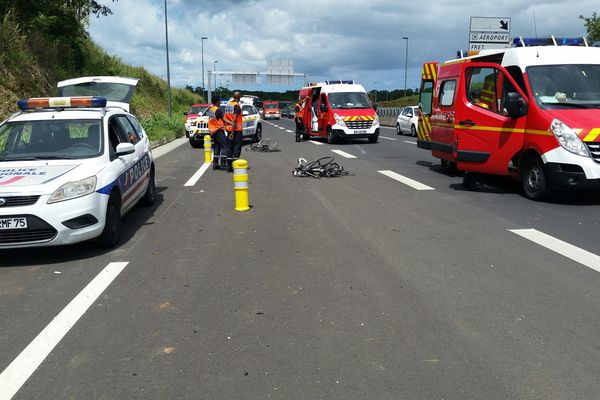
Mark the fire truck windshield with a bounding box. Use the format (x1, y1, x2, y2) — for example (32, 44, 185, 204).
(527, 64, 600, 109)
(329, 92, 372, 109)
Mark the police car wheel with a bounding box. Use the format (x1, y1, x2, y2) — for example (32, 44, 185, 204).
(139, 168, 156, 207)
(254, 125, 262, 143)
(97, 195, 122, 248)
(521, 156, 548, 200)
(396, 124, 401, 135)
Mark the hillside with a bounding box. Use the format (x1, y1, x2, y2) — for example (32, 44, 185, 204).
(0, 6, 202, 144)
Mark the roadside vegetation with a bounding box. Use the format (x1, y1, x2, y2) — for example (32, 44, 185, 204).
(0, 1, 202, 144)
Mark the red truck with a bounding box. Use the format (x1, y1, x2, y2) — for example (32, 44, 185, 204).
(262, 101, 281, 120)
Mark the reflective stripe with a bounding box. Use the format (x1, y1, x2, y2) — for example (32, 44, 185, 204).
(234, 181, 248, 188)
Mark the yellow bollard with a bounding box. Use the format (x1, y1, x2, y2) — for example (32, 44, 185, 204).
(233, 159, 250, 212)
(204, 135, 212, 163)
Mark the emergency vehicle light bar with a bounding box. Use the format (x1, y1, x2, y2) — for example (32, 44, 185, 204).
(17, 96, 107, 110)
(512, 36, 588, 47)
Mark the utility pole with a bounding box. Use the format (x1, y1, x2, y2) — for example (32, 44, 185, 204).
(402, 37, 409, 98)
(201, 37, 207, 100)
(213, 60, 218, 97)
(164, 0, 172, 117)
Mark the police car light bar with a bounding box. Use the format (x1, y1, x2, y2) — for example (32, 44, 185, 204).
(512, 36, 588, 47)
(17, 96, 107, 110)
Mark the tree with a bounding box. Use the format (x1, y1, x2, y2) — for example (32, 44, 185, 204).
(580, 12, 600, 44)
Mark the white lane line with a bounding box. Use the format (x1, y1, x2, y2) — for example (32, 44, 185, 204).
(331, 149, 357, 159)
(404, 140, 417, 145)
(509, 229, 600, 273)
(152, 137, 187, 159)
(380, 136, 397, 141)
(184, 162, 211, 187)
(278, 127, 285, 130)
(285, 129, 293, 133)
(0, 262, 129, 400)
(309, 140, 324, 146)
(378, 170, 435, 190)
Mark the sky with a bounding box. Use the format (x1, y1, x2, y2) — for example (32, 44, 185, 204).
(88, 0, 598, 93)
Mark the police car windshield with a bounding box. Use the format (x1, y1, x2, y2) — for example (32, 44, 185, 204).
(527, 64, 600, 109)
(0, 119, 102, 161)
(328, 92, 372, 109)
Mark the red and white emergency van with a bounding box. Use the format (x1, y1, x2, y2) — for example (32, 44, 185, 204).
(297, 80, 379, 144)
(417, 37, 600, 199)
(262, 100, 281, 120)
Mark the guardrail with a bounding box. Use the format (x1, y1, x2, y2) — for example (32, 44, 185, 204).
(376, 107, 403, 126)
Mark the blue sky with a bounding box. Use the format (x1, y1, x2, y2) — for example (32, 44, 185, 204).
(89, 0, 597, 93)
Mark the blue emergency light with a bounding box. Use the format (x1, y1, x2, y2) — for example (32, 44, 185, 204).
(512, 36, 587, 47)
(17, 96, 107, 110)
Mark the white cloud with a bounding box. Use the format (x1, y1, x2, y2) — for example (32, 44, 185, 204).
(89, 0, 598, 91)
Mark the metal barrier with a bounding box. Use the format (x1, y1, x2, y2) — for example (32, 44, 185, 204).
(376, 107, 404, 126)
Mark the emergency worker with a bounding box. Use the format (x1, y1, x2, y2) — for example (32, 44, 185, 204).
(294, 96, 307, 141)
(478, 73, 497, 110)
(208, 97, 232, 171)
(224, 91, 244, 164)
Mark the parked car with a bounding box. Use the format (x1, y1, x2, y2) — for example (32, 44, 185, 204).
(396, 106, 421, 136)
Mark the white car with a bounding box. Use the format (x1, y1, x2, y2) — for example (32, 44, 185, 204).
(189, 102, 263, 147)
(0, 95, 155, 249)
(396, 106, 421, 136)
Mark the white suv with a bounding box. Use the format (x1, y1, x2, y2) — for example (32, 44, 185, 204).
(396, 106, 421, 136)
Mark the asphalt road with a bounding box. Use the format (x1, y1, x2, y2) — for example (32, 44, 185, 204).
(2, 118, 600, 399)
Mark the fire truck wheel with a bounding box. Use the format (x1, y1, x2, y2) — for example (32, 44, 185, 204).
(521, 155, 548, 200)
(368, 134, 379, 143)
(327, 128, 336, 144)
(441, 159, 457, 174)
(411, 125, 417, 137)
(462, 173, 479, 190)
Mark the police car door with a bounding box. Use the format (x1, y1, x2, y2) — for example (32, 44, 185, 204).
(455, 63, 528, 174)
(118, 115, 151, 207)
(241, 105, 255, 138)
(107, 116, 138, 212)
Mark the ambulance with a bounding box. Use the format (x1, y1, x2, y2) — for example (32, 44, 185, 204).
(417, 37, 600, 199)
(297, 80, 380, 144)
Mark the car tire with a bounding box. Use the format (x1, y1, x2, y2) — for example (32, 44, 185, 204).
(97, 194, 122, 248)
(368, 134, 379, 143)
(254, 124, 262, 143)
(396, 123, 401, 135)
(189, 138, 203, 148)
(327, 128, 336, 144)
(521, 155, 548, 201)
(139, 167, 156, 207)
(411, 125, 417, 137)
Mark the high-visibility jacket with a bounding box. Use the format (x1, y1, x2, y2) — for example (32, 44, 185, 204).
(224, 100, 243, 132)
(207, 105, 224, 135)
(479, 74, 497, 110)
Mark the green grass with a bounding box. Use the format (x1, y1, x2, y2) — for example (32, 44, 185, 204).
(377, 95, 420, 108)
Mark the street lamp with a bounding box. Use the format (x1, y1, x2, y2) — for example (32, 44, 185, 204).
(402, 37, 409, 98)
(213, 60, 218, 97)
(201, 37, 207, 99)
(163, 0, 172, 117)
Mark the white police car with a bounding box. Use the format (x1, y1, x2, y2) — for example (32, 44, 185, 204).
(0, 96, 155, 248)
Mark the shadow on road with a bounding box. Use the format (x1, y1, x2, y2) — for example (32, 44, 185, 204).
(1, 188, 166, 267)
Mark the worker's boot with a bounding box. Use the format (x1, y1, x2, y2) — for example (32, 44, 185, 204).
(226, 158, 234, 173)
(212, 156, 220, 170)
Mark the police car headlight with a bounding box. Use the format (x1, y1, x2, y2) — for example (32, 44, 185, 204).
(333, 113, 347, 128)
(48, 176, 97, 204)
(550, 119, 590, 157)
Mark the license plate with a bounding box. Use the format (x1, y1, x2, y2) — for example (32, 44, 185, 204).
(354, 130, 367, 134)
(0, 217, 27, 230)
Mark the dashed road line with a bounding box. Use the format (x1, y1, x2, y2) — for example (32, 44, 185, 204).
(0, 262, 130, 400)
(380, 136, 397, 141)
(509, 229, 600, 273)
(184, 162, 211, 186)
(285, 129, 293, 133)
(278, 127, 285, 130)
(331, 149, 357, 159)
(309, 140, 324, 146)
(378, 170, 435, 190)
(404, 140, 417, 145)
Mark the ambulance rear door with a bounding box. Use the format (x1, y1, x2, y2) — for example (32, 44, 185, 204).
(454, 62, 529, 175)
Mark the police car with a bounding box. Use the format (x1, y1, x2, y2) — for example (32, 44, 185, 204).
(0, 96, 155, 248)
(188, 100, 263, 147)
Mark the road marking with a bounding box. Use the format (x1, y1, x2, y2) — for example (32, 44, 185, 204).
(509, 229, 600, 273)
(380, 136, 397, 141)
(0, 262, 129, 400)
(331, 149, 357, 159)
(378, 170, 435, 190)
(184, 162, 211, 186)
(152, 137, 187, 159)
(279, 127, 285, 130)
(285, 129, 293, 133)
(404, 140, 417, 145)
(309, 140, 324, 146)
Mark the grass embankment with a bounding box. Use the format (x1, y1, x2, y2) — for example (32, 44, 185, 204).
(0, 11, 202, 144)
(377, 94, 420, 108)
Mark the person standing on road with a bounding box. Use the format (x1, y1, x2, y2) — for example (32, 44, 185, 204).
(224, 91, 244, 166)
(208, 97, 232, 171)
(294, 95, 307, 141)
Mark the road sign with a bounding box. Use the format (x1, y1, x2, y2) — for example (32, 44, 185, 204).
(469, 16, 511, 51)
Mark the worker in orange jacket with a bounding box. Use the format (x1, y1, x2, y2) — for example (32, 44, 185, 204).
(208, 97, 232, 171)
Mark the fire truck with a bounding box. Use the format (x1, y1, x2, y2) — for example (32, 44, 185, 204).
(262, 100, 281, 120)
(417, 37, 600, 199)
(296, 80, 379, 144)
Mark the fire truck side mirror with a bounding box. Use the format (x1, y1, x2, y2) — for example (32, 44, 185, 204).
(504, 92, 528, 119)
